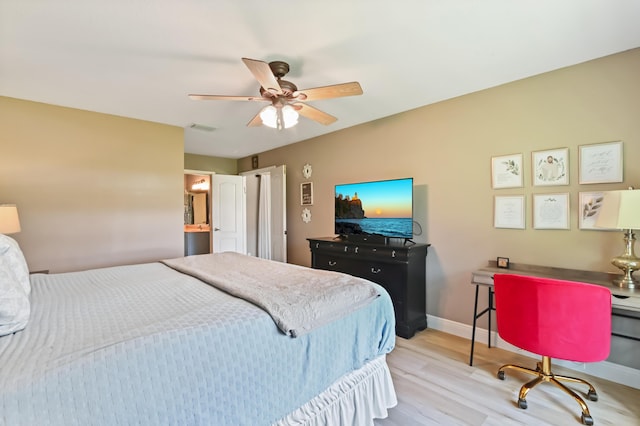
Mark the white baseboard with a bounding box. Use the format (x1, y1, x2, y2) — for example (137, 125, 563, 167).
(426, 314, 640, 390)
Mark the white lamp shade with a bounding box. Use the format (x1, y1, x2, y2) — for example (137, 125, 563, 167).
(259, 105, 278, 128)
(595, 189, 640, 230)
(0, 204, 21, 234)
(281, 105, 299, 128)
(259, 105, 299, 129)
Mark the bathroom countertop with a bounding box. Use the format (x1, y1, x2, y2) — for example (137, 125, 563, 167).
(184, 225, 211, 233)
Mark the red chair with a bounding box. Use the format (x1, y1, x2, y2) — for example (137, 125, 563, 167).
(494, 274, 612, 425)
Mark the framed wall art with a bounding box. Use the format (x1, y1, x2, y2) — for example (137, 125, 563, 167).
(578, 191, 615, 230)
(533, 193, 569, 230)
(300, 182, 313, 206)
(532, 147, 568, 186)
(494, 195, 525, 229)
(491, 153, 523, 189)
(578, 141, 623, 184)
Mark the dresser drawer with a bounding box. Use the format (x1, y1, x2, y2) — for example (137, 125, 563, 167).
(310, 240, 353, 254)
(313, 254, 405, 316)
(311, 240, 410, 261)
(356, 262, 404, 318)
(313, 253, 352, 272)
(353, 245, 408, 261)
(359, 263, 404, 296)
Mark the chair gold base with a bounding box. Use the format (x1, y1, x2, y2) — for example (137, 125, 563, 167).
(497, 356, 597, 425)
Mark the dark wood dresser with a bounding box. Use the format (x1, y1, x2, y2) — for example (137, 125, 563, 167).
(308, 237, 430, 338)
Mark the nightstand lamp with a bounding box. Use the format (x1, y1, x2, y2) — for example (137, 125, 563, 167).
(0, 204, 21, 235)
(595, 189, 640, 288)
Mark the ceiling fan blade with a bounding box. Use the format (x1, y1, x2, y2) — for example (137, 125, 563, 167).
(294, 82, 363, 101)
(294, 103, 337, 125)
(241, 58, 283, 95)
(247, 111, 263, 127)
(188, 94, 267, 102)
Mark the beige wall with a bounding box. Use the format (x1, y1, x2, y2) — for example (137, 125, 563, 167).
(2, 49, 637, 327)
(0, 97, 185, 273)
(239, 49, 640, 326)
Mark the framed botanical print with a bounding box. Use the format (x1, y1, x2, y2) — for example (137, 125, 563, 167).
(579, 191, 615, 230)
(532, 148, 568, 186)
(491, 154, 523, 189)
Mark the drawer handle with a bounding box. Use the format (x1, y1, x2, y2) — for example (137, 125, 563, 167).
(371, 268, 381, 274)
(344, 246, 348, 252)
(329, 261, 337, 266)
(392, 250, 396, 258)
(355, 247, 359, 254)
(315, 243, 319, 248)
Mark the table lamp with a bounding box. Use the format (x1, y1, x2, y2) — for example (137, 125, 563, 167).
(595, 189, 640, 288)
(0, 204, 21, 234)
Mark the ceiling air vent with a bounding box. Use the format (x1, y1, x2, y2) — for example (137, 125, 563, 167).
(189, 123, 216, 132)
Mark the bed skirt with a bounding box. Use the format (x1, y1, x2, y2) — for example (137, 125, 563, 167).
(274, 355, 397, 426)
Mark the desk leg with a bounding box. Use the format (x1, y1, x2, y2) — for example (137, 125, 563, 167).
(487, 288, 494, 348)
(469, 284, 480, 366)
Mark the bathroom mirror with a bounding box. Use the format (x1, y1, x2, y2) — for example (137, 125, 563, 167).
(184, 191, 209, 225)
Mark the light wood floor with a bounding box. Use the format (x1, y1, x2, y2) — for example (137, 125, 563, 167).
(374, 329, 640, 426)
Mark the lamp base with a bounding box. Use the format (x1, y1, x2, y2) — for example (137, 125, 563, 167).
(611, 230, 640, 289)
(612, 275, 638, 289)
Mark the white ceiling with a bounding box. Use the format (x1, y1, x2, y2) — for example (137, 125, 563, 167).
(2, 1, 639, 159)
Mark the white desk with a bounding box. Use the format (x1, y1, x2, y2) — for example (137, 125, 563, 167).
(469, 264, 640, 366)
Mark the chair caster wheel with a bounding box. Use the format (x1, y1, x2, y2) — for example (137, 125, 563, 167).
(581, 413, 594, 425)
(518, 398, 527, 409)
(497, 371, 505, 380)
(587, 390, 598, 401)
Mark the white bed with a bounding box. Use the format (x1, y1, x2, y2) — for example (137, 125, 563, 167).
(0, 235, 397, 425)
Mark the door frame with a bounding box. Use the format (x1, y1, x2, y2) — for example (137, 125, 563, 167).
(184, 169, 214, 252)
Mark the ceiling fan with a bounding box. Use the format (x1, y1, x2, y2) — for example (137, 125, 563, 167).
(189, 58, 363, 129)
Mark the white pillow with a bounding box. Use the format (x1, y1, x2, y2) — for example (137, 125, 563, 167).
(0, 234, 31, 336)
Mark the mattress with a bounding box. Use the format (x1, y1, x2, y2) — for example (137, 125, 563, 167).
(0, 261, 396, 425)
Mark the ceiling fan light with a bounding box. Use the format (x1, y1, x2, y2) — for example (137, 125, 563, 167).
(259, 105, 278, 128)
(260, 104, 298, 130)
(281, 105, 299, 128)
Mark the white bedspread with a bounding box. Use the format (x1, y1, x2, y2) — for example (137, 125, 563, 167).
(162, 252, 380, 337)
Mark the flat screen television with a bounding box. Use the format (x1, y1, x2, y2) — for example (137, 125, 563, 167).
(335, 177, 413, 240)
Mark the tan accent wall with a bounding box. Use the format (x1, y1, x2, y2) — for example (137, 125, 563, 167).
(239, 49, 640, 325)
(0, 97, 185, 273)
(184, 153, 237, 175)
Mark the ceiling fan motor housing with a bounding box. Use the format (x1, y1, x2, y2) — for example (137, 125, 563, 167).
(260, 79, 297, 98)
(268, 61, 290, 78)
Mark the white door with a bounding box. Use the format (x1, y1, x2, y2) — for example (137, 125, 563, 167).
(212, 174, 246, 254)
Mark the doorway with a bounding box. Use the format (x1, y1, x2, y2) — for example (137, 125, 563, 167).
(240, 165, 287, 262)
(184, 171, 247, 256)
(184, 173, 211, 256)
